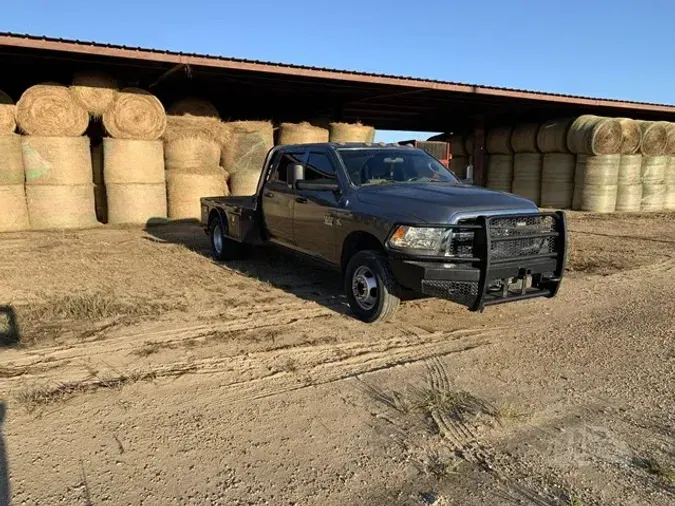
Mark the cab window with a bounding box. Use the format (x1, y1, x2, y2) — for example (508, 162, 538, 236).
(272, 152, 304, 184)
(305, 152, 336, 183)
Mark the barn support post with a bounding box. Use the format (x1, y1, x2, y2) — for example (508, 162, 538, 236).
(471, 116, 486, 186)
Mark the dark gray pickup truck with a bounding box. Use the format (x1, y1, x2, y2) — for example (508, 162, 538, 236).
(201, 143, 566, 323)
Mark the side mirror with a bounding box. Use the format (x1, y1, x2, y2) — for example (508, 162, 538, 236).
(296, 180, 340, 192)
(288, 163, 305, 186)
(462, 165, 474, 185)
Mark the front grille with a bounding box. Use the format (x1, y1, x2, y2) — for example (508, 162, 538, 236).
(489, 216, 557, 260)
(421, 279, 479, 307)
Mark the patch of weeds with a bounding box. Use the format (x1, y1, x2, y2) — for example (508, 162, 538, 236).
(132, 342, 162, 358)
(280, 358, 298, 374)
(635, 456, 675, 485)
(495, 401, 528, 424)
(564, 490, 584, 506)
(419, 449, 462, 480)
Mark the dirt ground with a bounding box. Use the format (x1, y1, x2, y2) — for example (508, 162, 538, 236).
(0, 212, 673, 506)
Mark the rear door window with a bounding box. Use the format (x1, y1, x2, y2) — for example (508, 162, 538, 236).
(305, 152, 336, 183)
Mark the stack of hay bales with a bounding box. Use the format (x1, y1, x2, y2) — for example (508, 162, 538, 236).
(164, 98, 228, 219)
(637, 121, 668, 212)
(223, 121, 274, 196)
(615, 118, 643, 212)
(537, 119, 575, 208)
(70, 71, 119, 223)
(0, 91, 30, 232)
(277, 122, 329, 145)
(510, 124, 542, 204)
(328, 122, 375, 143)
(102, 88, 167, 224)
(427, 133, 469, 177)
(568, 115, 622, 212)
(485, 126, 514, 193)
(16, 83, 98, 229)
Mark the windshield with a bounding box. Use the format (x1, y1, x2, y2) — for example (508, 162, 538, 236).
(336, 148, 460, 186)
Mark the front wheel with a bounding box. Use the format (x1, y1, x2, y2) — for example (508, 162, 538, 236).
(344, 250, 401, 323)
(209, 216, 250, 261)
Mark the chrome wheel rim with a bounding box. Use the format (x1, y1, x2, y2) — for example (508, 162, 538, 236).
(213, 223, 223, 254)
(352, 265, 378, 310)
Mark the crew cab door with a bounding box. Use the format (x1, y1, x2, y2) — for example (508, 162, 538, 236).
(293, 149, 344, 264)
(262, 150, 306, 247)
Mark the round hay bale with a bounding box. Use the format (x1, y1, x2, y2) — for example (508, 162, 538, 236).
(167, 97, 219, 118)
(0, 185, 30, 232)
(70, 71, 118, 117)
(485, 126, 513, 154)
(537, 118, 572, 153)
(640, 156, 667, 184)
(221, 121, 274, 176)
(540, 154, 575, 208)
(328, 122, 375, 143)
(103, 138, 165, 184)
(103, 88, 166, 140)
(16, 84, 89, 137)
(657, 122, 675, 155)
(277, 122, 329, 145)
(572, 154, 620, 210)
(512, 153, 543, 204)
(166, 168, 228, 219)
(618, 154, 642, 185)
(666, 157, 675, 185)
(229, 170, 261, 196)
(450, 156, 468, 179)
(581, 185, 618, 213)
(0, 134, 24, 185)
(637, 121, 667, 156)
(664, 185, 675, 211)
(641, 183, 665, 212)
(22, 136, 92, 186)
(106, 183, 167, 225)
(26, 184, 97, 230)
(510, 123, 540, 153)
(617, 118, 641, 155)
(165, 137, 220, 171)
(450, 136, 467, 157)
(566, 115, 622, 155)
(615, 184, 642, 212)
(163, 115, 223, 143)
(0, 89, 16, 135)
(486, 154, 513, 192)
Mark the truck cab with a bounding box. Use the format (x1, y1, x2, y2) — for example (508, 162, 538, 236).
(201, 143, 566, 323)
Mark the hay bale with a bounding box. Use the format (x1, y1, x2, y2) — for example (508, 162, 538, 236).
(450, 136, 467, 157)
(163, 115, 223, 143)
(616, 118, 641, 155)
(641, 184, 665, 212)
(641, 156, 667, 184)
(0, 90, 16, 135)
(26, 184, 97, 229)
(637, 121, 667, 156)
(450, 156, 468, 179)
(567, 115, 622, 155)
(221, 121, 274, 177)
(664, 186, 675, 211)
(229, 171, 262, 196)
(615, 184, 642, 212)
(70, 71, 118, 117)
(103, 138, 165, 184)
(573, 155, 620, 212)
(510, 123, 540, 153)
(103, 88, 166, 140)
(0, 185, 30, 232)
(486, 154, 513, 192)
(277, 122, 328, 145)
(106, 183, 167, 225)
(512, 153, 543, 204)
(666, 157, 675, 185)
(485, 126, 513, 154)
(328, 122, 375, 143)
(166, 168, 228, 219)
(540, 153, 575, 208)
(165, 137, 220, 171)
(0, 134, 24, 185)
(16, 84, 89, 137)
(22, 136, 92, 186)
(537, 118, 572, 153)
(167, 97, 219, 118)
(658, 122, 675, 155)
(618, 154, 642, 185)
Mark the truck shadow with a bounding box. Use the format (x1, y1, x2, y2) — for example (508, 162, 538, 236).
(144, 220, 352, 315)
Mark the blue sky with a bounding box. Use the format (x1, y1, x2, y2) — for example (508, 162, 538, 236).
(3, 0, 674, 142)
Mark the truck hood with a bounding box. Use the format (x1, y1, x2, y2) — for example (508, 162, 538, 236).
(355, 183, 537, 223)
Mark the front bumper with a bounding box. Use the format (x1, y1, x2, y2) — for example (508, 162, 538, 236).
(389, 212, 567, 311)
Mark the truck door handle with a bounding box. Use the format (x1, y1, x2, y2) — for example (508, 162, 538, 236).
(295, 197, 308, 204)
(263, 191, 274, 198)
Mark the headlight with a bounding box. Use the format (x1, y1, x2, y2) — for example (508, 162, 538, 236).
(388, 226, 444, 253)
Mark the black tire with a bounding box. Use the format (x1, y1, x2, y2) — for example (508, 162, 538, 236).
(344, 250, 401, 323)
(209, 216, 250, 261)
